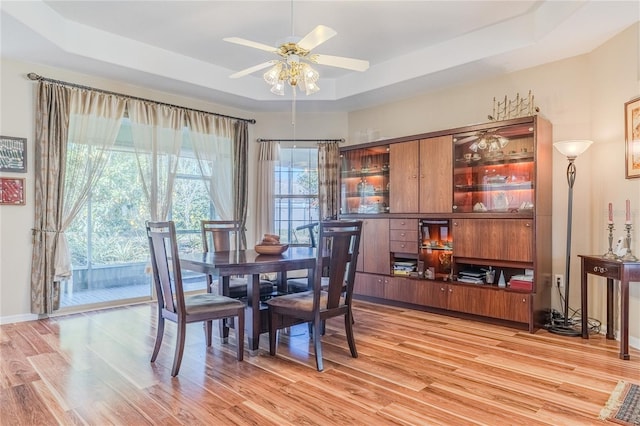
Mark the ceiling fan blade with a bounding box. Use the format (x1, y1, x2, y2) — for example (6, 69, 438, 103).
(297, 25, 337, 51)
(230, 61, 277, 79)
(310, 54, 369, 72)
(223, 37, 276, 53)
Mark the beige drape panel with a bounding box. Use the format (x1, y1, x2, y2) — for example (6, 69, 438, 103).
(128, 100, 184, 221)
(185, 111, 234, 221)
(233, 121, 249, 248)
(318, 141, 340, 220)
(31, 81, 70, 314)
(256, 141, 280, 236)
(55, 90, 127, 280)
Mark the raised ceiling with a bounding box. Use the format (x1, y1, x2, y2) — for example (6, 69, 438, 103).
(1, 1, 638, 113)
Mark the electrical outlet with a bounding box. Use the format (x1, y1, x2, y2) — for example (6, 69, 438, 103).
(555, 274, 564, 288)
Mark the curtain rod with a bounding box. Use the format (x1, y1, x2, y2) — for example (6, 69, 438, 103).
(27, 72, 256, 125)
(256, 138, 344, 143)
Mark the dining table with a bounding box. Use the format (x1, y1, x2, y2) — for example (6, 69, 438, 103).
(180, 246, 316, 352)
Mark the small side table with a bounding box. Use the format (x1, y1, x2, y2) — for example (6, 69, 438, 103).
(579, 255, 640, 360)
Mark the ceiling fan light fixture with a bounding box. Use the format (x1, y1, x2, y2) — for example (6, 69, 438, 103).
(264, 62, 283, 85)
(270, 80, 285, 96)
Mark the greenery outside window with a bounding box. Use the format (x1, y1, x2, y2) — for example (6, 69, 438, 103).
(63, 119, 218, 308)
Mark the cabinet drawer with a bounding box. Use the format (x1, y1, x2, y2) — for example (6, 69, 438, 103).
(390, 229, 418, 242)
(390, 240, 418, 253)
(390, 219, 417, 230)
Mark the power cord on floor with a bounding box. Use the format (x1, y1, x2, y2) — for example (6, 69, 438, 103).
(545, 280, 602, 335)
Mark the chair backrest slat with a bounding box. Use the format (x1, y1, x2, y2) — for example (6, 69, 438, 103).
(201, 220, 243, 253)
(146, 221, 185, 315)
(315, 220, 362, 310)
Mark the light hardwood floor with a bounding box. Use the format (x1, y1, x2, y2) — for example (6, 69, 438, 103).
(1, 300, 639, 425)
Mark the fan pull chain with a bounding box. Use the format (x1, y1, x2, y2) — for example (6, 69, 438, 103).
(291, 89, 297, 127)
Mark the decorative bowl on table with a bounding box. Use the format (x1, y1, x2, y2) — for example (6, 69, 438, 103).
(254, 244, 289, 255)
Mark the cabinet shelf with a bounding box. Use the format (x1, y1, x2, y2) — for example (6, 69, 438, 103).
(345, 190, 389, 198)
(421, 245, 453, 251)
(454, 152, 533, 167)
(454, 181, 533, 192)
(342, 169, 389, 178)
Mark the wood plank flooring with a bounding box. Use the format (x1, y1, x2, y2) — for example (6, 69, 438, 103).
(1, 300, 639, 425)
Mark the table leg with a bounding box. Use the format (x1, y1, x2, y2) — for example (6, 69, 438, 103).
(219, 276, 231, 342)
(606, 278, 614, 340)
(620, 279, 630, 360)
(246, 274, 261, 353)
(581, 258, 589, 339)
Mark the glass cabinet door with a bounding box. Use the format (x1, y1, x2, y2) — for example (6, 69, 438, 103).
(340, 145, 390, 214)
(452, 123, 535, 214)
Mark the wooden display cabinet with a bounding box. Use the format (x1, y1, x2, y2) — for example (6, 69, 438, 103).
(342, 116, 552, 332)
(340, 145, 389, 215)
(453, 123, 535, 214)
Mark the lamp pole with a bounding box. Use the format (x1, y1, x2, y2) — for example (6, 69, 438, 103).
(562, 157, 577, 329)
(549, 140, 592, 336)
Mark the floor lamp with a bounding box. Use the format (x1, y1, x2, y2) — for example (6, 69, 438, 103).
(549, 139, 593, 336)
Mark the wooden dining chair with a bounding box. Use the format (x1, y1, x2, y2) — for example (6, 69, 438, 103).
(287, 222, 320, 293)
(146, 221, 244, 377)
(200, 220, 274, 299)
(266, 220, 363, 371)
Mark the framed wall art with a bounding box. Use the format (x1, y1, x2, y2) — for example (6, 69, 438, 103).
(625, 97, 640, 179)
(0, 136, 27, 173)
(0, 177, 26, 205)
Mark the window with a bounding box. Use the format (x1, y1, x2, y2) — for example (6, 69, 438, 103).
(63, 119, 219, 308)
(274, 147, 319, 245)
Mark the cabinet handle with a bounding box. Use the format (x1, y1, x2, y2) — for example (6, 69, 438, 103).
(525, 223, 531, 227)
(453, 222, 458, 226)
(522, 298, 527, 303)
(401, 244, 405, 248)
(400, 221, 405, 225)
(440, 287, 446, 292)
(400, 232, 405, 237)
(448, 288, 453, 293)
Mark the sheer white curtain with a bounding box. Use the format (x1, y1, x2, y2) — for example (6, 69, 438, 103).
(256, 141, 280, 236)
(54, 89, 127, 280)
(128, 100, 184, 221)
(185, 111, 234, 220)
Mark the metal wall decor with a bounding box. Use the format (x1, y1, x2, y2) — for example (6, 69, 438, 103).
(488, 90, 539, 121)
(0, 136, 27, 172)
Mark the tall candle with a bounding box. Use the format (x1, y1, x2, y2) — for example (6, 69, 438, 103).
(626, 199, 631, 224)
(608, 203, 613, 224)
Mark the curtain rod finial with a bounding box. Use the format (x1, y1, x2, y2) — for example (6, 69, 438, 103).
(27, 73, 41, 81)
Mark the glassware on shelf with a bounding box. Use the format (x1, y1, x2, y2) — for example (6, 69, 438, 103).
(453, 123, 535, 214)
(340, 145, 390, 215)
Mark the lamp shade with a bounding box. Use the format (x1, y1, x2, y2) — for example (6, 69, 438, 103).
(553, 139, 593, 159)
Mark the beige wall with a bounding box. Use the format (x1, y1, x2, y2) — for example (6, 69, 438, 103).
(349, 23, 640, 348)
(1, 24, 638, 349)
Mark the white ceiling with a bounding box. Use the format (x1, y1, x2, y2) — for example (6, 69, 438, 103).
(2, 1, 639, 113)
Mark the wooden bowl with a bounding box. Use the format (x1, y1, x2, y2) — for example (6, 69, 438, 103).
(254, 244, 289, 255)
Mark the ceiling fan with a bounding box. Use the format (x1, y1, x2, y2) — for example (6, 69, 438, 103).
(223, 3, 369, 96)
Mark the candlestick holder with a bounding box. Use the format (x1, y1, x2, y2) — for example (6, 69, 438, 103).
(603, 223, 617, 259)
(620, 223, 638, 262)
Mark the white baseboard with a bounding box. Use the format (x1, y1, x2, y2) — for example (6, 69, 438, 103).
(0, 313, 40, 325)
(599, 328, 640, 351)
